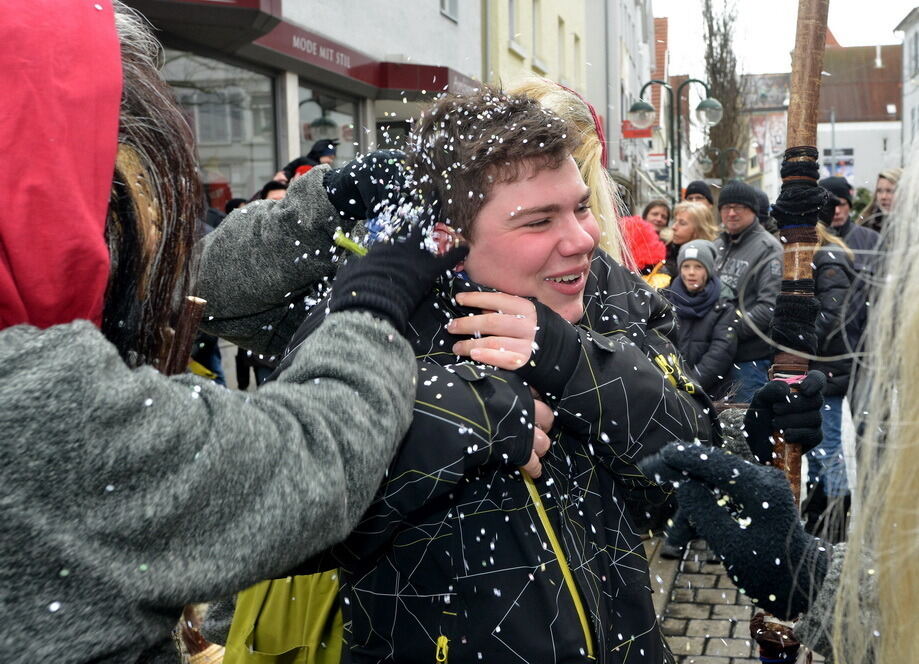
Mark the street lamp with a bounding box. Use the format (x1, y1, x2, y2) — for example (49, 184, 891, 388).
(627, 78, 721, 201)
(698, 146, 747, 180)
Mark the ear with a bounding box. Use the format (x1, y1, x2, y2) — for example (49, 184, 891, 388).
(433, 222, 466, 267)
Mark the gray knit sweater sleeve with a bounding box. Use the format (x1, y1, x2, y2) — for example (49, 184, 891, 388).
(794, 543, 875, 663)
(197, 164, 351, 357)
(0, 311, 413, 662)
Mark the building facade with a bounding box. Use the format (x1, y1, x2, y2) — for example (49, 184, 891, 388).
(585, 0, 657, 211)
(816, 42, 901, 192)
(126, 0, 481, 209)
(482, 0, 587, 93)
(896, 7, 919, 156)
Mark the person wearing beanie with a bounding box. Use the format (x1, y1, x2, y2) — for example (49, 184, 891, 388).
(665, 240, 738, 398)
(684, 179, 714, 207)
(714, 179, 783, 401)
(659, 239, 738, 558)
(754, 187, 779, 236)
(274, 139, 340, 183)
(819, 176, 880, 278)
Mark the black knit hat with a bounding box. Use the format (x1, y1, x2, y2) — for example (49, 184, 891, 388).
(684, 180, 713, 205)
(717, 181, 758, 213)
(818, 176, 852, 205)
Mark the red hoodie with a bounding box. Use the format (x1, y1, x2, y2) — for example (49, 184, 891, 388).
(0, 1, 121, 330)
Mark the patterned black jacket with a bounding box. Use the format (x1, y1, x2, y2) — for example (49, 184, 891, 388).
(293, 250, 719, 664)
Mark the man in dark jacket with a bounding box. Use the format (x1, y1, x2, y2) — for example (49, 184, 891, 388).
(713, 181, 783, 401)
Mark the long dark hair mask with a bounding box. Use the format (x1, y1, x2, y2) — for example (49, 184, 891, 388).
(103, 2, 203, 368)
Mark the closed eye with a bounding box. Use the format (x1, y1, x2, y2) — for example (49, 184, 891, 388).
(525, 218, 551, 227)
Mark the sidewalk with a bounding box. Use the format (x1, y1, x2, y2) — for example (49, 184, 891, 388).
(646, 537, 824, 664)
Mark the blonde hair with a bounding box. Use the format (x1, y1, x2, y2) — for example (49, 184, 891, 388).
(857, 167, 902, 226)
(508, 78, 627, 263)
(815, 222, 854, 262)
(832, 155, 915, 664)
(671, 201, 719, 242)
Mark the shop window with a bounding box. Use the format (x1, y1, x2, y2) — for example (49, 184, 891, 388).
(298, 85, 359, 168)
(162, 49, 276, 209)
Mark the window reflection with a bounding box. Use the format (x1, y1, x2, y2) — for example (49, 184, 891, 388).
(298, 85, 358, 167)
(162, 49, 276, 210)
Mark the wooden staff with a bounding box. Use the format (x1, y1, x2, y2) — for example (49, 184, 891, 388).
(752, 2, 829, 662)
(160, 296, 208, 376)
(157, 296, 213, 660)
(770, 0, 829, 504)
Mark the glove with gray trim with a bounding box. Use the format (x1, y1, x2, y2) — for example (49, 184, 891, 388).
(639, 442, 831, 619)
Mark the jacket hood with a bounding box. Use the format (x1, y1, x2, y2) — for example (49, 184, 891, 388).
(0, 1, 121, 330)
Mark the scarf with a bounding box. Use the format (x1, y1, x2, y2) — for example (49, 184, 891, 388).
(666, 275, 721, 319)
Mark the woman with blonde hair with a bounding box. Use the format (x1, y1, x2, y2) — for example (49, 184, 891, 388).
(663, 201, 720, 277)
(858, 167, 901, 232)
(508, 78, 629, 265)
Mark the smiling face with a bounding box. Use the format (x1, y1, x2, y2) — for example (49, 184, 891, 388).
(459, 156, 600, 323)
(644, 204, 669, 231)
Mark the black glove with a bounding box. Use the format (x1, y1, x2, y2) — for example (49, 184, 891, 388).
(328, 224, 467, 335)
(743, 370, 825, 464)
(639, 442, 831, 619)
(323, 150, 407, 221)
(514, 300, 581, 401)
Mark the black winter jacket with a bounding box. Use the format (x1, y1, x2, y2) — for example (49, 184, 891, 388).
(811, 246, 857, 397)
(293, 250, 718, 664)
(665, 280, 739, 399)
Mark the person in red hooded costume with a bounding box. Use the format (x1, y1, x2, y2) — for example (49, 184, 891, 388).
(0, 2, 468, 662)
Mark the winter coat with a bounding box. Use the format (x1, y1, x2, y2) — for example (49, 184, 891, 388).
(665, 277, 739, 399)
(283, 252, 720, 664)
(811, 246, 858, 397)
(832, 217, 880, 277)
(714, 222, 783, 363)
(662, 241, 679, 278)
(0, 311, 416, 664)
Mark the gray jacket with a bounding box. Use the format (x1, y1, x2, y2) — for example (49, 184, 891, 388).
(197, 165, 345, 358)
(0, 311, 415, 663)
(714, 222, 783, 362)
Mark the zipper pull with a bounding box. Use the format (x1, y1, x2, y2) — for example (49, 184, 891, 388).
(435, 635, 449, 662)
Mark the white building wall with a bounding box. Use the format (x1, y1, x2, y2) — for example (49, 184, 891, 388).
(817, 121, 902, 191)
(585, 0, 655, 207)
(282, 1, 482, 81)
(902, 19, 919, 155)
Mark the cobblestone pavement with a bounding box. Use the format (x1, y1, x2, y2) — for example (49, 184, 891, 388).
(646, 537, 824, 664)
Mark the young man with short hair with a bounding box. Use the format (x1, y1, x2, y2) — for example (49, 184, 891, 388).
(713, 180, 783, 402)
(285, 89, 717, 663)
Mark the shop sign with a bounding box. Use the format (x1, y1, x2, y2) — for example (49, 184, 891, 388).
(622, 120, 653, 139)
